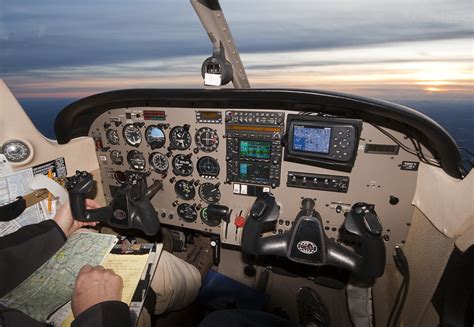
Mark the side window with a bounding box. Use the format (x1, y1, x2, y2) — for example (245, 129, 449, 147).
(19, 98, 76, 140)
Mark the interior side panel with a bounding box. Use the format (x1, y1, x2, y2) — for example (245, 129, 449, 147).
(0, 81, 99, 175)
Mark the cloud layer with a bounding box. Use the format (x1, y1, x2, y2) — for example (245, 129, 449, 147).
(0, 0, 472, 103)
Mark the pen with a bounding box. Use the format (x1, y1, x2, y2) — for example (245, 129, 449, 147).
(47, 169, 52, 213)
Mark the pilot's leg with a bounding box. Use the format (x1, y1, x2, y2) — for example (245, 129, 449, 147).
(136, 251, 202, 326)
(151, 250, 202, 314)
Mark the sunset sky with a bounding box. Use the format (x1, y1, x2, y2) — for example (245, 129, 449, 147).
(0, 0, 472, 147)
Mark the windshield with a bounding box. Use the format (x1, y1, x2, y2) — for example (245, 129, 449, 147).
(1, 0, 472, 156)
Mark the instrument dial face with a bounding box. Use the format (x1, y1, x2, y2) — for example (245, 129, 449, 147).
(145, 126, 166, 149)
(197, 156, 220, 178)
(174, 179, 196, 201)
(195, 127, 219, 152)
(149, 152, 168, 173)
(200, 207, 221, 227)
(127, 150, 146, 170)
(114, 171, 127, 184)
(1, 140, 31, 163)
(198, 182, 221, 204)
(177, 203, 197, 223)
(172, 154, 193, 176)
(170, 126, 192, 150)
(110, 150, 124, 165)
(123, 124, 142, 147)
(106, 129, 120, 145)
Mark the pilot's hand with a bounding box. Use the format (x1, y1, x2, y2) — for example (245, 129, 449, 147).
(72, 265, 124, 318)
(54, 199, 100, 237)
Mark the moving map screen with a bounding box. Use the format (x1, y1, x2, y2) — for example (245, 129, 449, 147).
(292, 125, 331, 154)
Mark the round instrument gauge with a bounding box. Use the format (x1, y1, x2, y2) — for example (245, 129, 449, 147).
(169, 126, 192, 150)
(177, 203, 197, 223)
(123, 124, 142, 147)
(197, 156, 220, 178)
(1, 140, 31, 163)
(106, 129, 120, 145)
(149, 152, 168, 173)
(195, 127, 219, 152)
(198, 182, 221, 204)
(114, 171, 127, 184)
(127, 150, 146, 170)
(174, 179, 196, 201)
(110, 150, 124, 165)
(172, 154, 193, 176)
(145, 126, 166, 149)
(200, 207, 221, 227)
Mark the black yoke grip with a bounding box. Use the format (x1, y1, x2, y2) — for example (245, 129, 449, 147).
(67, 171, 112, 223)
(241, 195, 386, 280)
(241, 193, 287, 257)
(67, 171, 159, 235)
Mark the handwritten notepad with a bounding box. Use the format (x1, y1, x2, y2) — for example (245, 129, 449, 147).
(60, 250, 153, 326)
(102, 253, 150, 305)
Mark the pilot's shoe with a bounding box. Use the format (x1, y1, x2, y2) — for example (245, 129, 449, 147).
(185, 236, 214, 281)
(297, 287, 331, 327)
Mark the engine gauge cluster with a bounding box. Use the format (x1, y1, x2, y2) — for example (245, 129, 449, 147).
(200, 207, 221, 227)
(174, 179, 196, 201)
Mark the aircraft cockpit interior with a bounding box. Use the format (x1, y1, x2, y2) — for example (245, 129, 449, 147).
(0, 1, 473, 326)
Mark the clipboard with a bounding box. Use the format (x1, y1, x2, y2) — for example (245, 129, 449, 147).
(112, 243, 162, 326)
(47, 242, 162, 327)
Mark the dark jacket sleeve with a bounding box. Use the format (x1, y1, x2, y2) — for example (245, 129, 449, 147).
(72, 301, 131, 327)
(0, 219, 66, 297)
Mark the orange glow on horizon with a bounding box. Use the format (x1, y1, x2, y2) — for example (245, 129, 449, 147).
(425, 87, 443, 92)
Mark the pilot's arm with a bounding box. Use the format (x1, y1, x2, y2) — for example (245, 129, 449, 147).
(0, 219, 66, 296)
(0, 200, 98, 296)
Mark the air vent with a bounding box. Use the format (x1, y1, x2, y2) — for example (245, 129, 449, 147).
(364, 144, 399, 155)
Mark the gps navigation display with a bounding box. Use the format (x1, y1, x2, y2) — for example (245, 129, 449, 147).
(292, 125, 331, 154)
(239, 140, 271, 160)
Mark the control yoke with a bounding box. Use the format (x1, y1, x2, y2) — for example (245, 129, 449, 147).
(241, 193, 386, 279)
(66, 171, 161, 236)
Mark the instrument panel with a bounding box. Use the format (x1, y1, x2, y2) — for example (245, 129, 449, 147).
(89, 106, 421, 257)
